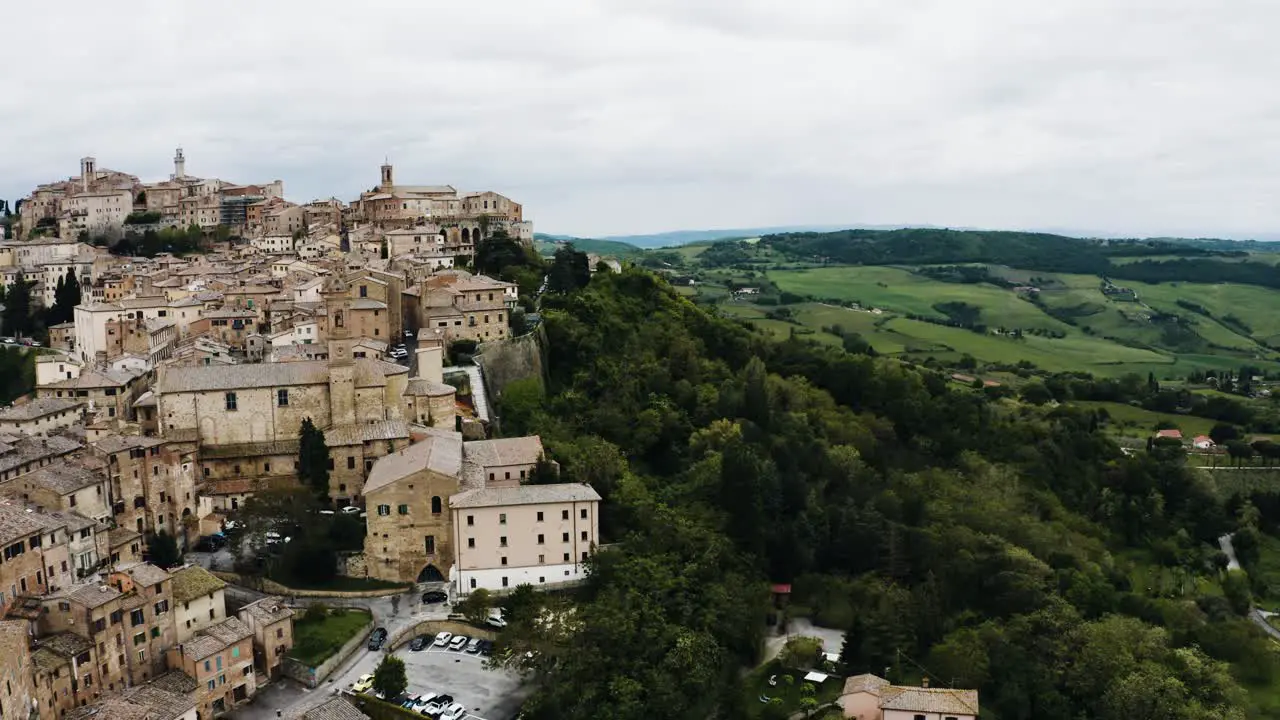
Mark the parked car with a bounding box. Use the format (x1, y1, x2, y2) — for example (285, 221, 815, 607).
(422, 590, 448, 604)
(367, 627, 388, 651)
(340, 505, 362, 515)
(486, 612, 507, 629)
(440, 702, 467, 720)
(390, 346, 408, 358)
(351, 674, 374, 693)
(421, 701, 446, 717)
(478, 639, 494, 656)
(435, 694, 454, 706)
(433, 631, 452, 647)
(402, 694, 423, 709)
(412, 693, 438, 713)
(409, 635, 429, 651)
(448, 635, 469, 651)
(465, 637, 482, 654)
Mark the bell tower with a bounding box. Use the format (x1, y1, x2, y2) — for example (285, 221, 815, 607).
(322, 274, 357, 426)
(380, 160, 394, 190)
(173, 147, 186, 180)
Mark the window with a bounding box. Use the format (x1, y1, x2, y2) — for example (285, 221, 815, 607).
(499, 513, 507, 525)
(431, 496, 442, 514)
(150, 627, 160, 638)
(563, 553, 570, 562)
(377, 505, 390, 516)
(538, 554, 545, 564)
(425, 536, 435, 554)
(470, 578, 476, 589)
(138, 648, 146, 662)
(130, 609, 144, 626)
(277, 628, 284, 639)
(277, 389, 288, 406)
(69, 495, 76, 507)
(914, 716, 925, 720)
(561, 510, 569, 520)
(347, 456, 355, 469)
(581, 508, 588, 519)
(467, 515, 474, 526)
(154, 600, 168, 614)
(133, 632, 145, 646)
(359, 285, 368, 298)
(225, 392, 237, 411)
(264, 462, 270, 472)
(537, 534, 544, 544)
(500, 536, 507, 547)
(581, 531, 589, 541)
(536, 511, 543, 522)
(562, 532, 569, 543)
(467, 538, 475, 548)
(582, 551, 588, 561)
(502, 576, 508, 587)
(232, 646, 239, 658)
(398, 504, 409, 515)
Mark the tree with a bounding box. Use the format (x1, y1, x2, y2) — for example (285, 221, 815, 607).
(778, 636, 823, 670)
(297, 418, 330, 502)
(1222, 570, 1252, 615)
(371, 653, 407, 699)
(380, 239, 389, 259)
(1209, 423, 1240, 445)
(548, 244, 590, 293)
(47, 270, 80, 326)
(475, 230, 531, 276)
(2, 279, 34, 338)
(1225, 440, 1254, 467)
(146, 531, 182, 568)
(456, 588, 492, 626)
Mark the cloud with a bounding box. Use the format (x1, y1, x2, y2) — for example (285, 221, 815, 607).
(2, 0, 1278, 237)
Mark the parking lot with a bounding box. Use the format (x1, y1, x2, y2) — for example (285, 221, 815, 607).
(352, 641, 529, 720)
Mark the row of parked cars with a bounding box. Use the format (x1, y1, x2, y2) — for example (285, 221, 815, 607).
(351, 676, 468, 720)
(409, 630, 495, 656)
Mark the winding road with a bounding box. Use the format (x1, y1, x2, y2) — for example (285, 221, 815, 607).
(1219, 533, 1280, 640)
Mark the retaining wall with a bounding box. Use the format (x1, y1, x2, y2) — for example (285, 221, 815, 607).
(388, 618, 496, 652)
(283, 617, 375, 689)
(210, 570, 408, 598)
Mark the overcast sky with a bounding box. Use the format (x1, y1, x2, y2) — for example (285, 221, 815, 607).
(3, 1, 1278, 238)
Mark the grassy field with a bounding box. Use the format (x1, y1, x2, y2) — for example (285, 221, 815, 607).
(289, 608, 372, 667)
(742, 660, 843, 720)
(1071, 401, 1216, 439)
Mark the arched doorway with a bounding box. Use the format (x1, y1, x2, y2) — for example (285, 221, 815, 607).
(417, 564, 445, 583)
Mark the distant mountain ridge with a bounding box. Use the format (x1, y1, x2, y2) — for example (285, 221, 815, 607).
(541, 224, 1280, 249)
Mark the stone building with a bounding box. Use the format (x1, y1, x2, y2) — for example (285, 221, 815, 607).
(0, 619, 36, 720)
(165, 616, 256, 718)
(92, 434, 200, 544)
(362, 432, 601, 592)
(419, 271, 517, 344)
(362, 428, 462, 583)
(109, 563, 177, 685)
(0, 398, 86, 436)
(236, 596, 295, 680)
(170, 565, 228, 643)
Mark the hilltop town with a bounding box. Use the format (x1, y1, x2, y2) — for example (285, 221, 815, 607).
(0, 151, 607, 719)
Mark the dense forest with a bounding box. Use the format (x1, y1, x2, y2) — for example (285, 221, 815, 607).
(496, 266, 1276, 720)
(759, 228, 1280, 290)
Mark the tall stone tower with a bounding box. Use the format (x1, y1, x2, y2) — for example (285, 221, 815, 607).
(380, 161, 394, 190)
(322, 274, 357, 427)
(173, 147, 186, 180)
(80, 157, 96, 191)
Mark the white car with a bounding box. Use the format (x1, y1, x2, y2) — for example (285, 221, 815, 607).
(412, 693, 439, 712)
(422, 702, 446, 717)
(448, 635, 469, 651)
(433, 631, 452, 647)
(440, 702, 467, 720)
(340, 505, 361, 515)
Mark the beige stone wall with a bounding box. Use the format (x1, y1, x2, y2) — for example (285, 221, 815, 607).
(364, 467, 459, 583)
(162, 382, 332, 445)
(176, 588, 226, 643)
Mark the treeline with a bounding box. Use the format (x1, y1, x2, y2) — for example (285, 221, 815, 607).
(88, 224, 211, 258)
(497, 267, 1265, 720)
(758, 228, 1280, 291)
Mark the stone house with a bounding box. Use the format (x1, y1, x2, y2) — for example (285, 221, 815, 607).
(236, 596, 295, 680)
(108, 563, 177, 684)
(0, 398, 86, 436)
(0, 619, 36, 720)
(839, 675, 979, 720)
(165, 616, 256, 717)
(170, 565, 227, 643)
(419, 272, 516, 344)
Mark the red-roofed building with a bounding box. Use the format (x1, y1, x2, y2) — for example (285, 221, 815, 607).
(1155, 429, 1183, 440)
(1193, 435, 1215, 449)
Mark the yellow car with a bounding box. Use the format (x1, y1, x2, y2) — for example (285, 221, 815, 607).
(351, 674, 374, 693)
